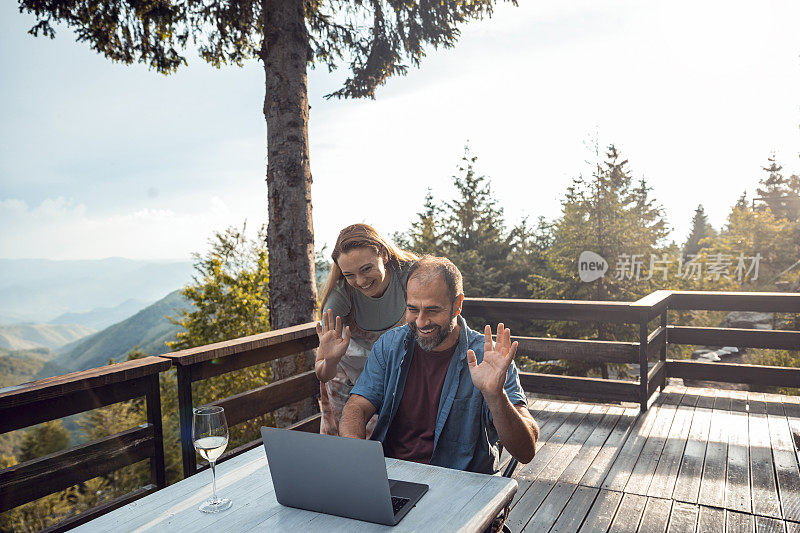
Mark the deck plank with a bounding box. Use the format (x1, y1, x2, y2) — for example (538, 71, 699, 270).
(517, 404, 592, 481)
(699, 390, 733, 508)
(748, 394, 781, 518)
(625, 398, 684, 495)
(538, 405, 609, 482)
(506, 479, 555, 532)
(508, 400, 570, 511)
(725, 391, 752, 514)
(550, 485, 600, 533)
(580, 408, 639, 488)
(697, 505, 725, 533)
(602, 395, 671, 492)
(754, 516, 787, 533)
(647, 393, 699, 499)
(608, 492, 647, 532)
(637, 497, 672, 533)
(560, 406, 626, 485)
(726, 509, 754, 533)
(668, 501, 699, 532)
(577, 490, 624, 533)
(769, 397, 800, 522)
(521, 481, 578, 532)
(673, 404, 713, 504)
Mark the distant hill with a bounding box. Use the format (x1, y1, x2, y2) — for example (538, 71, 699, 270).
(0, 323, 95, 351)
(39, 291, 189, 377)
(0, 347, 52, 388)
(0, 258, 193, 323)
(48, 298, 150, 331)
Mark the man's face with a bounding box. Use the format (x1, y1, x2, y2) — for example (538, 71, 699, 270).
(405, 274, 458, 351)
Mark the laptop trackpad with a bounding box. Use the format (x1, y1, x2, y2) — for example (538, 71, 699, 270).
(389, 478, 428, 499)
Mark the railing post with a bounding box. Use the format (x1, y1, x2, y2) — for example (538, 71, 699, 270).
(639, 318, 648, 412)
(659, 310, 667, 392)
(145, 373, 166, 489)
(176, 365, 196, 479)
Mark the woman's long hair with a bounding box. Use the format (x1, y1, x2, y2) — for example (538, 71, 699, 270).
(319, 224, 418, 317)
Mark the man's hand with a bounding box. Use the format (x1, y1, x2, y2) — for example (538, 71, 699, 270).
(466, 323, 518, 400)
(315, 309, 350, 383)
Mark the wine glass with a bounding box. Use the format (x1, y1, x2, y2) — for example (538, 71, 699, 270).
(193, 405, 232, 513)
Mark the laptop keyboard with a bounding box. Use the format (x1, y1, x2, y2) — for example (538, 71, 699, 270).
(391, 496, 410, 515)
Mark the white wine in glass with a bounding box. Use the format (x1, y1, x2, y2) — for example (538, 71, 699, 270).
(193, 405, 232, 513)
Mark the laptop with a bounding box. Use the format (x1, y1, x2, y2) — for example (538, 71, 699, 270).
(260, 427, 428, 526)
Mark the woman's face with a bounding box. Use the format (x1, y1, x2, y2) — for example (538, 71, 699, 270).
(337, 247, 391, 298)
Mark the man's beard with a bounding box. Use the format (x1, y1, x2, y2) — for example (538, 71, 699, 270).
(410, 312, 457, 351)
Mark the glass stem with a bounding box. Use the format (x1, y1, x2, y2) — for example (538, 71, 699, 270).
(211, 461, 218, 500)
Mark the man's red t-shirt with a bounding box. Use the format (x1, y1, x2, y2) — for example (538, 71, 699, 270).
(383, 342, 457, 463)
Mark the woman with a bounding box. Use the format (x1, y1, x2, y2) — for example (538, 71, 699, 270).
(315, 224, 418, 436)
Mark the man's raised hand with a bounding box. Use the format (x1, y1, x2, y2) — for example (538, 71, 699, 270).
(316, 309, 351, 363)
(466, 323, 518, 399)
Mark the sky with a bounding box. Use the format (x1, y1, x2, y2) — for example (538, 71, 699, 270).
(1, 0, 799, 261)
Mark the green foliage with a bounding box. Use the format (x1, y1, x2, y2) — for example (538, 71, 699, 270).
(547, 145, 669, 305)
(405, 189, 442, 256)
(0, 349, 48, 388)
(168, 224, 275, 454)
(704, 202, 799, 289)
(18, 0, 515, 99)
(404, 146, 524, 299)
(683, 204, 717, 256)
(756, 154, 800, 221)
(19, 420, 70, 462)
(169, 224, 270, 349)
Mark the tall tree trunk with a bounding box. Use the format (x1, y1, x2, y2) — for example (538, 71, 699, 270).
(262, 0, 317, 426)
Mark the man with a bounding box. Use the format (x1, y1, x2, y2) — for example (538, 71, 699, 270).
(339, 256, 538, 473)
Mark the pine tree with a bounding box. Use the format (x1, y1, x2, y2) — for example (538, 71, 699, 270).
(756, 154, 798, 219)
(440, 146, 512, 298)
(735, 191, 749, 210)
(406, 189, 442, 256)
(546, 144, 669, 376)
(683, 205, 716, 256)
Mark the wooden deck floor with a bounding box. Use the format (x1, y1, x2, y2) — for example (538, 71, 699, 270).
(508, 385, 800, 533)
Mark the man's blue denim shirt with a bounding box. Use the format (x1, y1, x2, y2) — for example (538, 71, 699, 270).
(350, 315, 527, 474)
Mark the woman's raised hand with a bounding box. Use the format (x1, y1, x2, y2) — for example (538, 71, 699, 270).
(316, 309, 351, 363)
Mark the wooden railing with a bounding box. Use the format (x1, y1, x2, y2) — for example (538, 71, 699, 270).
(0, 356, 170, 532)
(663, 291, 800, 388)
(1, 289, 796, 529)
(161, 323, 321, 479)
(464, 290, 799, 411)
(462, 292, 669, 410)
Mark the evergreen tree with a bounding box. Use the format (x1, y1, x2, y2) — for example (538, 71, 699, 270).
(735, 191, 749, 210)
(683, 205, 716, 256)
(406, 189, 442, 256)
(19, 421, 70, 462)
(440, 147, 513, 298)
(756, 154, 800, 220)
(545, 144, 669, 375)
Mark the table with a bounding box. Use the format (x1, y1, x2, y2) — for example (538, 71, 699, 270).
(76, 446, 517, 532)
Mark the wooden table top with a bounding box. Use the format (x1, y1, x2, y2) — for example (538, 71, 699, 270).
(76, 446, 517, 532)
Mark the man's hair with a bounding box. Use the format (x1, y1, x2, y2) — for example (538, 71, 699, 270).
(407, 256, 464, 302)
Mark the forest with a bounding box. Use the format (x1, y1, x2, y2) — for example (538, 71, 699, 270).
(2, 144, 799, 531)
